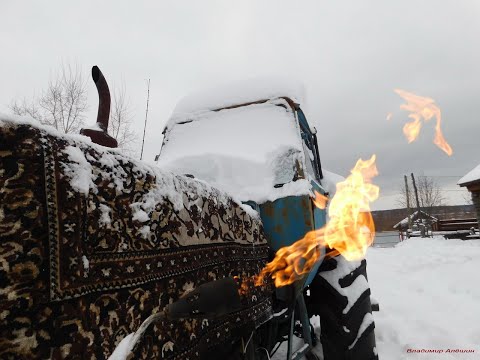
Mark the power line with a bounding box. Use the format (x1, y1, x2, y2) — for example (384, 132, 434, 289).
(417, 175, 464, 178)
(140, 78, 150, 161)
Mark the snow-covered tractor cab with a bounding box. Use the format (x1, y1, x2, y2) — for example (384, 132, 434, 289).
(158, 94, 328, 272)
(158, 81, 378, 360)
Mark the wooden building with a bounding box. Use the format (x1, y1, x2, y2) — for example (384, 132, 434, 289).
(392, 210, 438, 231)
(458, 164, 480, 229)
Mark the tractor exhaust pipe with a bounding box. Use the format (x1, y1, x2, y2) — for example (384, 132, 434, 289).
(80, 66, 118, 148)
(92, 66, 110, 132)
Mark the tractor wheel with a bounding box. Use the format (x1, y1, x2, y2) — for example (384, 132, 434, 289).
(307, 255, 378, 360)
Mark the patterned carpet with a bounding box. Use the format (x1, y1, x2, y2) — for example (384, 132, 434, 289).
(0, 120, 273, 359)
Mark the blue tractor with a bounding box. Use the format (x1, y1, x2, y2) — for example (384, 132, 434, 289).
(157, 84, 378, 360)
(0, 68, 377, 359)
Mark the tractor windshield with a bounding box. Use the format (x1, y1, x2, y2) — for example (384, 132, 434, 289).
(157, 101, 308, 203)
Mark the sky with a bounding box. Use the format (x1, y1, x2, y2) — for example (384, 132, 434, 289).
(1, 0, 479, 210)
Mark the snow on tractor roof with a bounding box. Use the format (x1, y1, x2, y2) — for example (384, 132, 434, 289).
(171, 77, 305, 117)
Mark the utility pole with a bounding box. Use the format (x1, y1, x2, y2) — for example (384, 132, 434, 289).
(404, 175, 412, 237)
(411, 173, 424, 237)
(140, 79, 150, 160)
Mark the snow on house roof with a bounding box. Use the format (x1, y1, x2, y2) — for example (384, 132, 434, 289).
(458, 163, 480, 186)
(171, 77, 305, 117)
(393, 210, 438, 229)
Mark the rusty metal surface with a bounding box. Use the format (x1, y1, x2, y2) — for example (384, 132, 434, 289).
(80, 66, 118, 148)
(79, 127, 118, 148)
(213, 96, 298, 113)
(92, 65, 110, 131)
(259, 194, 314, 251)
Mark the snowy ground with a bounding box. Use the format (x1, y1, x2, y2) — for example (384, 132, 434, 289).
(273, 236, 479, 359)
(368, 236, 480, 359)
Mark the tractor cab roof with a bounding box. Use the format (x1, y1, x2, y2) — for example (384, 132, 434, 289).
(164, 77, 305, 132)
(157, 78, 342, 204)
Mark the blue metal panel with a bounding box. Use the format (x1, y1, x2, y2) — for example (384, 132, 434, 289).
(259, 194, 314, 252)
(259, 182, 327, 287)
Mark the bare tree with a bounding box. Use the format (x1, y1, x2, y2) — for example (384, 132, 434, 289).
(462, 190, 474, 205)
(109, 83, 139, 156)
(10, 97, 43, 121)
(397, 176, 445, 213)
(10, 63, 88, 133)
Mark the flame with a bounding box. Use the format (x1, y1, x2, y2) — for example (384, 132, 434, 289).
(312, 190, 328, 210)
(324, 155, 379, 260)
(394, 89, 452, 156)
(386, 112, 393, 121)
(256, 155, 379, 288)
(234, 275, 257, 296)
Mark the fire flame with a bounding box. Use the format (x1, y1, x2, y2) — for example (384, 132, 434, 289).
(234, 276, 252, 296)
(312, 190, 328, 210)
(256, 155, 379, 288)
(394, 89, 452, 156)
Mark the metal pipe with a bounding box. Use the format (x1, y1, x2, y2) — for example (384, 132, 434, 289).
(92, 65, 110, 131)
(80, 66, 117, 148)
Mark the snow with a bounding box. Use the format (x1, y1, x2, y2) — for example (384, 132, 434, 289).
(348, 313, 374, 350)
(318, 257, 369, 315)
(98, 204, 112, 227)
(82, 122, 103, 131)
(108, 333, 135, 360)
(159, 99, 341, 204)
(108, 313, 165, 360)
(159, 100, 312, 203)
(172, 77, 305, 116)
(367, 237, 480, 359)
(272, 236, 480, 359)
(62, 146, 96, 195)
(82, 255, 89, 271)
(130, 204, 150, 223)
(0, 112, 94, 144)
(458, 163, 480, 186)
(1, 113, 259, 224)
(321, 170, 344, 199)
(392, 210, 438, 229)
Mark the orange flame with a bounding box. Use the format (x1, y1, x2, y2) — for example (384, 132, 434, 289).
(256, 155, 379, 287)
(234, 276, 252, 296)
(394, 89, 452, 156)
(312, 190, 328, 210)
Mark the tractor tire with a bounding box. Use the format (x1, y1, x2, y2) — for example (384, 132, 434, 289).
(307, 255, 378, 360)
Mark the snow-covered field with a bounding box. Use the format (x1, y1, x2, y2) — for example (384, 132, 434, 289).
(368, 236, 480, 359)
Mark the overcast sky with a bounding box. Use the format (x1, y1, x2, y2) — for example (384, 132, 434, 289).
(1, 0, 479, 209)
